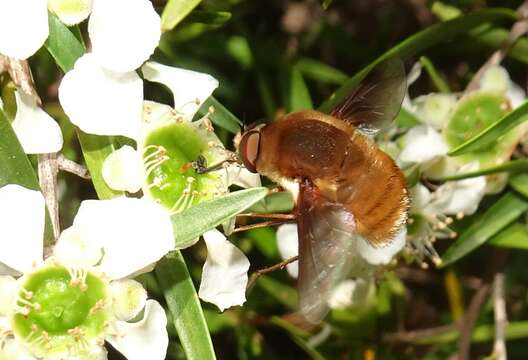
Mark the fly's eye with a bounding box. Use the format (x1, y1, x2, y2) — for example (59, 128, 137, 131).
(239, 130, 261, 173)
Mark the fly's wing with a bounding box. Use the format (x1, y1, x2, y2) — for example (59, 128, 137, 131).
(330, 58, 406, 135)
(297, 179, 358, 323)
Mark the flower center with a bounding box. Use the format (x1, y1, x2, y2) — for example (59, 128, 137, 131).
(11, 264, 108, 357)
(141, 111, 228, 213)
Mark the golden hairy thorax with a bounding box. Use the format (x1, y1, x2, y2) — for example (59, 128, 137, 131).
(255, 110, 409, 245)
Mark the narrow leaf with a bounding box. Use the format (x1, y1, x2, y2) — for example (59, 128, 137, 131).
(156, 252, 215, 360)
(509, 173, 528, 198)
(197, 96, 242, 134)
(488, 223, 528, 250)
(437, 159, 528, 181)
(419, 56, 450, 93)
(162, 0, 202, 32)
(319, 9, 516, 112)
(185, 10, 232, 25)
(0, 110, 39, 189)
(172, 188, 268, 248)
(45, 12, 85, 72)
(77, 131, 123, 199)
(449, 100, 528, 156)
(440, 192, 528, 267)
(287, 65, 313, 112)
(296, 57, 348, 85)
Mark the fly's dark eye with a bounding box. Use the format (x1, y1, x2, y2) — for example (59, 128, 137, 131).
(239, 130, 261, 173)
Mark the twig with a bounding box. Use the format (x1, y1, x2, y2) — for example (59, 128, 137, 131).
(38, 153, 60, 240)
(247, 255, 299, 290)
(464, 0, 528, 94)
(493, 273, 507, 360)
(233, 219, 294, 233)
(237, 213, 296, 220)
(0, 55, 41, 104)
(57, 154, 91, 179)
(382, 323, 458, 343)
(457, 283, 491, 360)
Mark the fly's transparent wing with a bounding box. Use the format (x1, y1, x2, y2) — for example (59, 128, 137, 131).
(296, 179, 359, 323)
(330, 58, 406, 134)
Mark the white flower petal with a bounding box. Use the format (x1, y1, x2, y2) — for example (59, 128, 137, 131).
(0, 185, 44, 273)
(69, 346, 107, 360)
(72, 197, 174, 279)
(0, 0, 48, 59)
(110, 279, 148, 321)
(507, 82, 526, 109)
(357, 227, 406, 265)
(89, 0, 161, 72)
(54, 226, 103, 269)
(199, 229, 250, 311)
(102, 146, 144, 193)
(58, 53, 143, 139)
(480, 65, 510, 94)
(11, 91, 63, 154)
(276, 224, 299, 278)
(0, 276, 18, 315)
(410, 184, 431, 213)
(426, 175, 486, 216)
(398, 125, 448, 166)
(107, 300, 168, 360)
(142, 62, 219, 120)
(0, 338, 37, 360)
(327, 278, 374, 310)
(413, 93, 457, 129)
(48, 0, 93, 26)
(226, 164, 262, 189)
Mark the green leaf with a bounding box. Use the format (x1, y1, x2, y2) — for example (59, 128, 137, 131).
(419, 56, 450, 93)
(319, 8, 517, 112)
(247, 192, 294, 214)
(0, 110, 39, 189)
(197, 96, 242, 134)
(185, 10, 232, 25)
(467, 26, 528, 64)
(161, 0, 202, 32)
(437, 159, 528, 181)
(296, 57, 348, 85)
(509, 173, 528, 198)
(440, 192, 528, 267)
(448, 100, 528, 156)
(488, 223, 528, 250)
(45, 12, 85, 72)
(255, 276, 297, 310)
(321, 0, 333, 10)
(246, 227, 279, 259)
(172, 188, 268, 248)
(286, 65, 313, 112)
(271, 317, 326, 360)
(77, 131, 124, 199)
(156, 252, 215, 360)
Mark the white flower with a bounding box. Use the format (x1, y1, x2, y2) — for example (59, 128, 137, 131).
(142, 61, 219, 120)
(0, 0, 93, 60)
(89, 0, 161, 73)
(412, 93, 457, 129)
(0, 0, 49, 60)
(398, 125, 449, 168)
(480, 65, 526, 109)
(102, 145, 144, 193)
(48, 0, 93, 26)
(198, 229, 250, 312)
(0, 184, 172, 360)
(11, 90, 63, 154)
(59, 53, 144, 140)
(276, 224, 299, 278)
(327, 278, 375, 310)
